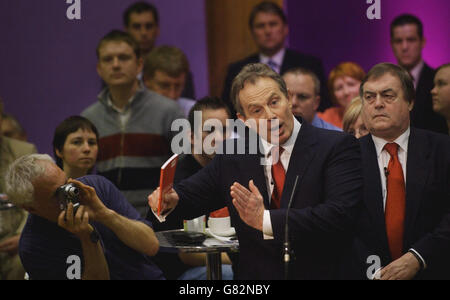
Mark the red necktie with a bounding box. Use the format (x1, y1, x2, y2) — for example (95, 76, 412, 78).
(270, 147, 285, 209)
(384, 143, 406, 260)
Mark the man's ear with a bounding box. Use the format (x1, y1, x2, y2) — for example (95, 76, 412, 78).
(408, 99, 415, 112)
(96, 62, 102, 78)
(21, 204, 35, 214)
(313, 96, 321, 111)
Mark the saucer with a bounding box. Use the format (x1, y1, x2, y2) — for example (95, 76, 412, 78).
(206, 227, 236, 238)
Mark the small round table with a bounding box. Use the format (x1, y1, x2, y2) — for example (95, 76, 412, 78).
(155, 230, 239, 280)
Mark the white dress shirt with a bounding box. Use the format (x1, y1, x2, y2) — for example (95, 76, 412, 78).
(409, 60, 424, 89)
(371, 127, 409, 210)
(260, 116, 301, 239)
(371, 127, 427, 268)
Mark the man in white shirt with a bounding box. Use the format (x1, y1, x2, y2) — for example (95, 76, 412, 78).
(345, 62, 450, 280)
(148, 63, 363, 279)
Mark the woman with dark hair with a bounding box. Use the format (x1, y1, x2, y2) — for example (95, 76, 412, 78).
(53, 116, 99, 179)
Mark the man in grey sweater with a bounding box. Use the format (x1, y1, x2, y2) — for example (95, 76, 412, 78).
(81, 30, 184, 216)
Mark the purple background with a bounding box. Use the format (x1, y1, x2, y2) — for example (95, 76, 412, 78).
(286, 0, 450, 74)
(1, 0, 449, 156)
(0, 0, 208, 156)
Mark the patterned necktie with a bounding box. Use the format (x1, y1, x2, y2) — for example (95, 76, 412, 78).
(384, 143, 406, 260)
(270, 147, 285, 209)
(267, 60, 278, 73)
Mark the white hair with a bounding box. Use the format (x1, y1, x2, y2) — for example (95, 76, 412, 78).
(4, 154, 54, 206)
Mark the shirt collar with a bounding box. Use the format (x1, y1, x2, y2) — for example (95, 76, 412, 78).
(260, 48, 286, 69)
(260, 115, 301, 158)
(106, 82, 145, 113)
(371, 127, 410, 158)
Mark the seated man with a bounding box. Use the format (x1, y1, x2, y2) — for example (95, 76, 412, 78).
(283, 68, 342, 131)
(149, 97, 234, 280)
(0, 98, 37, 280)
(143, 46, 196, 117)
(4, 154, 164, 280)
(431, 63, 450, 135)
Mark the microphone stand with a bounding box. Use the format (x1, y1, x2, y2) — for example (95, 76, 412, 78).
(284, 175, 299, 280)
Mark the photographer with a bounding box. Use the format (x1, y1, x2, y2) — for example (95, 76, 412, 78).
(4, 154, 163, 280)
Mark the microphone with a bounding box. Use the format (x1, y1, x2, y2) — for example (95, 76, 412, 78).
(384, 167, 389, 177)
(284, 175, 299, 280)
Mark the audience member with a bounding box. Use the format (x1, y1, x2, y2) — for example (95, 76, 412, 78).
(143, 46, 196, 117)
(150, 97, 234, 280)
(343, 97, 368, 139)
(148, 63, 363, 279)
(1, 114, 28, 142)
(81, 30, 185, 216)
(283, 68, 342, 131)
(123, 1, 195, 99)
(222, 1, 328, 117)
(318, 62, 366, 129)
(4, 154, 163, 280)
(53, 116, 99, 179)
(431, 63, 450, 135)
(343, 63, 450, 280)
(390, 14, 448, 134)
(0, 98, 37, 280)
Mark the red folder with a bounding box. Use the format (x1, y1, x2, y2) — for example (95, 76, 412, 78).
(158, 154, 179, 216)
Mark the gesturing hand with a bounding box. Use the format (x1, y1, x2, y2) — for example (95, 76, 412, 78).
(67, 178, 110, 222)
(230, 180, 265, 232)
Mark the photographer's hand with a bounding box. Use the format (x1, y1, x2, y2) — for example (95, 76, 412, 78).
(58, 203, 110, 280)
(67, 178, 112, 222)
(57, 203, 93, 239)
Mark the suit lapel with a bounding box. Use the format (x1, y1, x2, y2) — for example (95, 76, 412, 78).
(404, 128, 431, 244)
(280, 49, 292, 74)
(281, 122, 317, 208)
(242, 126, 270, 208)
(361, 136, 390, 251)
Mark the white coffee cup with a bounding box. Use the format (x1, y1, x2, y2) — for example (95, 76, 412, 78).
(207, 216, 231, 235)
(184, 215, 206, 233)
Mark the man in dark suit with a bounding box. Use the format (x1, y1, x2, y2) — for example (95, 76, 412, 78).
(390, 14, 448, 134)
(345, 63, 450, 280)
(222, 1, 328, 118)
(148, 63, 363, 279)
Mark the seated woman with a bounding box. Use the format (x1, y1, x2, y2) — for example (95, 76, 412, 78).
(343, 97, 369, 139)
(318, 62, 365, 128)
(53, 116, 98, 178)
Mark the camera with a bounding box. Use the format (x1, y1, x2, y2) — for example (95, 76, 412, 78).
(56, 183, 80, 212)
